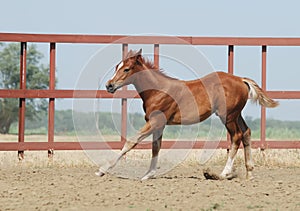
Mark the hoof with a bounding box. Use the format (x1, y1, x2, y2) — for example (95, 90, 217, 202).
(220, 170, 238, 180)
(223, 172, 238, 180)
(141, 175, 155, 181)
(246, 172, 254, 180)
(95, 170, 105, 177)
(141, 170, 156, 181)
(203, 168, 237, 180)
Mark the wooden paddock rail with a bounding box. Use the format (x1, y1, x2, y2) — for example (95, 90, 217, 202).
(0, 33, 300, 158)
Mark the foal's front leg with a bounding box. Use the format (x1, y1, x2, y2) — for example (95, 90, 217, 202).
(95, 122, 153, 177)
(141, 129, 163, 181)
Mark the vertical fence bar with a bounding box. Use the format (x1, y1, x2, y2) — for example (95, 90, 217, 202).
(226, 45, 234, 149)
(121, 44, 128, 144)
(48, 43, 56, 157)
(228, 45, 234, 75)
(18, 42, 27, 160)
(261, 46, 267, 149)
(154, 44, 159, 67)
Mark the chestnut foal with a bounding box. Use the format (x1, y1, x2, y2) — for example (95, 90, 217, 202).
(96, 49, 278, 180)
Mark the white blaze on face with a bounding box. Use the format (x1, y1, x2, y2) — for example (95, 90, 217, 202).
(112, 61, 124, 79)
(117, 61, 124, 71)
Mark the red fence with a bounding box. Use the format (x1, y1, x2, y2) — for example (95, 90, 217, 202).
(0, 33, 300, 158)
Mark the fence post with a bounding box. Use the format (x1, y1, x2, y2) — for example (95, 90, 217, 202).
(260, 46, 267, 150)
(154, 44, 159, 67)
(121, 44, 128, 144)
(48, 43, 56, 158)
(228, 45, 234, 75)
(18, 42, 27, 160)
(227, 45, 234, 151)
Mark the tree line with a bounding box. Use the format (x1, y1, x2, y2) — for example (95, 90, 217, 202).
(6, 109, 300, 140)
(0, 43, 50, 134)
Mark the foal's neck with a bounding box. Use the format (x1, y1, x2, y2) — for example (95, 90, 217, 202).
(133, 69, 179, 102)
(133, 70, 163, 92)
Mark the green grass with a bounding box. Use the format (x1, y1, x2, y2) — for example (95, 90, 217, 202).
(6, 111, 300, 140)
(7, 125, 300, 140)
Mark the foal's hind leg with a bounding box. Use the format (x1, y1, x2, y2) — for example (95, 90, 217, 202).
(220, 121, 242, 179)
(238, 116, 254, 179)
(141, 129, 163, 180)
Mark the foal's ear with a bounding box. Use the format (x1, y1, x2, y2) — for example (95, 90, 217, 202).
(136, 49, 142, 56)
(135, 49, 143, 65)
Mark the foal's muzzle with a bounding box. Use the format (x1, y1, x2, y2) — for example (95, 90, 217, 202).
(106, 83, 116, 93)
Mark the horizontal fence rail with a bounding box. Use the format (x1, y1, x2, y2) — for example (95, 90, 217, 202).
(0, 33, 300, 158)
(0, 90, 300, 99)
(3, 33, 300, 46)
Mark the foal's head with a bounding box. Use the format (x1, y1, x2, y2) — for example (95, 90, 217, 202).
(106, 49, 147, 93)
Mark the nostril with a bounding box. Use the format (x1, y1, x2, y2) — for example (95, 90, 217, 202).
(106, 83, 113, 89)
(106, 81, 117, 93)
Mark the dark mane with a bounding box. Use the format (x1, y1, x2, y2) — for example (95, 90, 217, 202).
(124, 49, 178, 80)
(141, 56, 179, 81)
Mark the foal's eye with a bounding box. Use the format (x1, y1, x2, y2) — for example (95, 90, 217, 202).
(124, 68, 130, 73)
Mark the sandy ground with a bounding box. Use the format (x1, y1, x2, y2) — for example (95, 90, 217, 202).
(0, 150, 300, 211)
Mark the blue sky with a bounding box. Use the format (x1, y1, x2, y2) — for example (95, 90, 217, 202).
(1, 0, 300, 36)
(1, 0, 300, 120)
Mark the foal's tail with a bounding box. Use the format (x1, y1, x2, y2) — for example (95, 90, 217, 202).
(242, 78, 279, 108)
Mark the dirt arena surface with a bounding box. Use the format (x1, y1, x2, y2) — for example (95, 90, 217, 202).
(0, 154, 300, 211)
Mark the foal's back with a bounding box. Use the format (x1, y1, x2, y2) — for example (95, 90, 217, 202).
(184, 71, 249, 123)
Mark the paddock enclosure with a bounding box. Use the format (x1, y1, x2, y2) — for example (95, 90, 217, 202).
(1, 34, 300, 210)
(0, 33, 299, 157)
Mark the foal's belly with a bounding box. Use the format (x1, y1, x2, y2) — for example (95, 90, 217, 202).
(166, 110, 213, 125)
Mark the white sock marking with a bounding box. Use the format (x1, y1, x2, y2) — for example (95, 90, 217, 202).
(221, 157, 235, 177)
